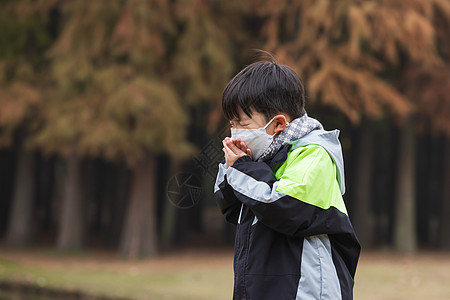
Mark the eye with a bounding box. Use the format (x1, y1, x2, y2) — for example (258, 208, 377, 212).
(230, 119, 241, 127)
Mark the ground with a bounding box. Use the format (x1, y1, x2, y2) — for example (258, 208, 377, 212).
(0, 248, 450, 299)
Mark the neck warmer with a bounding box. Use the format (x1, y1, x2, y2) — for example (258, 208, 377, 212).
(258, 113, 323, 162)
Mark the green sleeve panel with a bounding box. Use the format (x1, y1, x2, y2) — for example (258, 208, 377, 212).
(273, 144, 348, 215)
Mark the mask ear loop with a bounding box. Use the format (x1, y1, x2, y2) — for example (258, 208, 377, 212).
(263, 115, 278, 129)
(264, 115, 289, 137)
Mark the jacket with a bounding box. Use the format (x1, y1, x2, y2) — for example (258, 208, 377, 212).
(214, 129, 360, 300)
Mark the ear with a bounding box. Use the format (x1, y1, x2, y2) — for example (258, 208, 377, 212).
(273, 115, 288, 134)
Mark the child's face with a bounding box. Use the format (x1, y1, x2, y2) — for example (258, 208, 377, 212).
(229, 108, 290, 136)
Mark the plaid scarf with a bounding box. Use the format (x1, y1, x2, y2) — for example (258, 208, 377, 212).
(258, 113, 323, 161)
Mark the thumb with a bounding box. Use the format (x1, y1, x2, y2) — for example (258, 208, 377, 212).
(246, 148, 253, 159)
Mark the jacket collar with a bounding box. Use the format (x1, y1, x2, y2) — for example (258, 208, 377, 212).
(264, 143, 293, 168)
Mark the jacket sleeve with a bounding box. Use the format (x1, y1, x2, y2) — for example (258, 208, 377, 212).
(214, 162, 242, 225)
(221, 145, 349, 237)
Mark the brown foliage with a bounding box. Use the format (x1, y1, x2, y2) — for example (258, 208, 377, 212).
(250, 0, 450, 130)
(31, 0, 234, 165)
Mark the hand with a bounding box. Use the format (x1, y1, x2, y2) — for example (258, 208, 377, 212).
(223, 137, 248, 152)
(222, 137, 252, 167)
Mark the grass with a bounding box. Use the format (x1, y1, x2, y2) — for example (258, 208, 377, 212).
(354, 251, 450, 300)
(0, 248, 234, 300)
(1, 248, 450, 300)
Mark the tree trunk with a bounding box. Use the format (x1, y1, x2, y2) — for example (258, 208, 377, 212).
(119, 153, 158, 259)
(439, 136, 450, 250)
(5, 145, 35, 247)
(161, 194, 177, 249)
(109, 164, 130, 248)
(351, 118, 374, 248)
(36, 154, 55, 236)
(160, 159, 180, 250)
(56, 147, 85, 250)
(393, 117, 417, 252)
(0, 148, 15, 237)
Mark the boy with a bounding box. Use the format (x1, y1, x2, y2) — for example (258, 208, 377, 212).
(214, 54, 360, 300)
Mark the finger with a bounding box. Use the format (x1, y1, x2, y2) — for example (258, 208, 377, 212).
(224, 143, 240, 164)
(223, 145, 234, 166)
(231, 138, 243, 150)
(223, 140, 236, 154)
(223, 142, 235, 156)
(230, 139, 243, 151)
(225, 140, 245, 155)
(232, 138, 241, 145)
(246, 148, 253, 159)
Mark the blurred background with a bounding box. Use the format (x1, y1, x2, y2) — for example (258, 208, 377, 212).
(0, 0, 449, 299)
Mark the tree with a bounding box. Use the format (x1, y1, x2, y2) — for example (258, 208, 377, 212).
(0, 1, 51, 247)
(441, 137, 450, 249)
(31, 0, 235, 257)
(29, 0, 185, 253)
(403, 67, 450, 249)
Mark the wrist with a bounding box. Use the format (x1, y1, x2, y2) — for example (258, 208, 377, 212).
(232, 154, 252, 166)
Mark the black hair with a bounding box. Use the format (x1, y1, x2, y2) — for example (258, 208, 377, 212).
(222, 51, 306, 122)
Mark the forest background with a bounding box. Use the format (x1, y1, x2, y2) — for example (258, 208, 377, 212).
(0, 0, 450, 262)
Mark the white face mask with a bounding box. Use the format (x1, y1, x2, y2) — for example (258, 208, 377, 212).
(230, 116, 278, 161)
